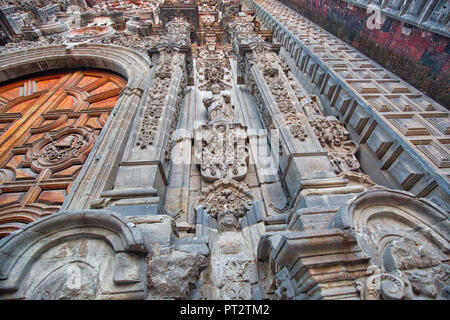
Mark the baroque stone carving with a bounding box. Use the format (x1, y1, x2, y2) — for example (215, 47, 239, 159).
(358, 237, 450, 300)
(194, 43, 232, 91)
(330, 189, 450, 300)
(197, 179, 253, 232)
(26, 127, 95, 173)
(202, 85, 233, 124)
(136, 18, 190, 150)
(309, 115, 360, 173)
(165, 71, 187, 162)
(0, 210, 148, 300)
(198, 122, 248, 181)
(249, 40, 308, 142)
(136, 53, 175, 149)
(156, 17, 191, 51)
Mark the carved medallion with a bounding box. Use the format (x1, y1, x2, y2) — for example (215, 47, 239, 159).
(26, 128, 95, 173)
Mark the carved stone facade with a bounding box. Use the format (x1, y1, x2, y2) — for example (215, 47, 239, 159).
(0, 0, 448, 301)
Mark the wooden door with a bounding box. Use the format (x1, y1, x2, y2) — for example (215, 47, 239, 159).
(0, 69, 126, 238)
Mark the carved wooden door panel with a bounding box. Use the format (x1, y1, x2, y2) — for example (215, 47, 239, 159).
(0, 69, 126, 238)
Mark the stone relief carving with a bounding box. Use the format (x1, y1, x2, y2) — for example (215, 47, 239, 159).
(136, 56, 173, 149)
(29, 261, 100, 300)
(135, 18, 190, 149)
(0, 31, 159, 55)
(358, 237, 450, 300)
(202, 85, 234, 124)
(247, 75, 276, 131)
(194, 43, 233, 92)
(309, 115, 360, 174)
(201, 230, 259, 300)
(195, 41, 250, 182)
(330, 189, 450, 300)
(165, 72, 187, 162)
(0, 210, 148, 300)
(197, 179, 253, 232)
(157, 17, 191, 51)
(26, 127, 95, 173)
(199, 122, 248, 181)
(246, 39, 308, 142)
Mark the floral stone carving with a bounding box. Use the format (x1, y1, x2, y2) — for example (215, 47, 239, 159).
(197, 179, 253, 232)
(309, 115, 360, 174)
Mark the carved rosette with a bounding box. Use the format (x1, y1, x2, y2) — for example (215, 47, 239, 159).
(25, 127, 95, 173)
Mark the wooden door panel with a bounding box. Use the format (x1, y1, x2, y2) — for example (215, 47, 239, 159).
(0, 69, 126, 238)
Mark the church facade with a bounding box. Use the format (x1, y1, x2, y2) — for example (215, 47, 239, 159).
(0, 0, 448, 300)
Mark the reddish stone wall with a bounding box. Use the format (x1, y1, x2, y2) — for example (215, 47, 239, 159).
(280, 0, 450, 109)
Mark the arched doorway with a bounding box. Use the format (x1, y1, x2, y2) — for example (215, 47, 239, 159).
(0, 69, 126, 238)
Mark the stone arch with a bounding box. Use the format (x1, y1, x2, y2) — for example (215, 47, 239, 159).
(0, 209, 148, 299)
(328, 188, 450, 300)
(0, 44, 152, 212)
(328, 188, 449, 252)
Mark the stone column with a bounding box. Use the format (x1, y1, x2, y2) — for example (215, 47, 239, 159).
(232, 17, 347, 207)
(90, 20, 190, 217)
(232, 10, 378, 300)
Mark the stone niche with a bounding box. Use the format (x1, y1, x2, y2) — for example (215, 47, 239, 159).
(329, 189, 450, 300)
(0, 210, 148, 300)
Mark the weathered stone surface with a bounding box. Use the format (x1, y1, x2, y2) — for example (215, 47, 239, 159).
(0, 0, 448, 301)
(147, 250, 208, 299)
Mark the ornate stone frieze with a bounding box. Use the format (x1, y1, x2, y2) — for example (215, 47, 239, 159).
(309, 115, 360, 174)
(0, 32, 159, 55)
(194, 39, 250, 182)
(97, 33, 158, 54)
(165, 71, 187, 162)
(136, 52, 175, 149)
(246, 74, 276, 131)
